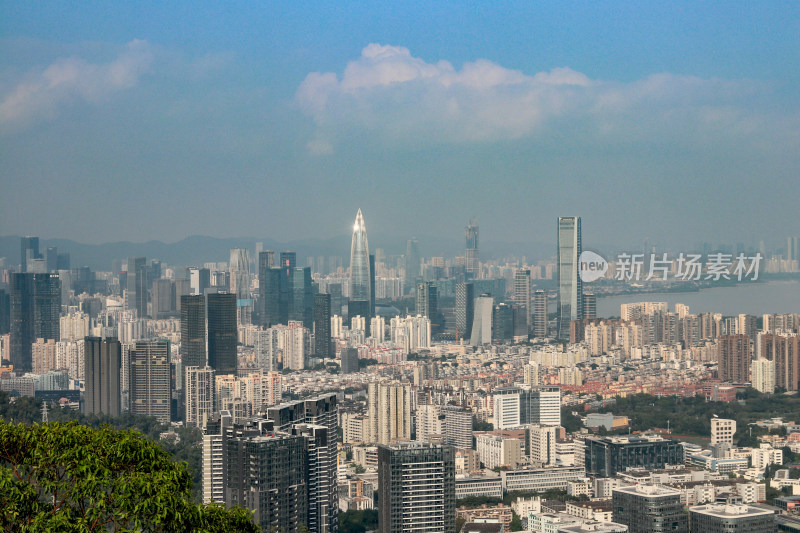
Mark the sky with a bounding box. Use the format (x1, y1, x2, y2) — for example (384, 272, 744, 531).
(1, 2, 798, 251)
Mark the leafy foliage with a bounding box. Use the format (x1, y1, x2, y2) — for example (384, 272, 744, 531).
(592, 391, 800, 438)
(338, 509, 378, 533)
(510, 511, 523, 531)
(0, 391, 204, 501)
(0, 420, 258, 532)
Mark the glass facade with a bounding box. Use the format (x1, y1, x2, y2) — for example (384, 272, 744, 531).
(557, 216, 582, 339)
(349, 209, 371, 302)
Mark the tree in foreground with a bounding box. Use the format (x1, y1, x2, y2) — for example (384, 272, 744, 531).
(0, 421, 258, 532)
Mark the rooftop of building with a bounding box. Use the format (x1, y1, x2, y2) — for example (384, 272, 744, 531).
(689, 503, 775, 518)
(613, 484, 682, 497)
(460, 522, 503, 533)
(567, 500, 612, 511)
(587, 434, 673, 444)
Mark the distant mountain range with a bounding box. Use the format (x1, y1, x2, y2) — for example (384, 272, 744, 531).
(0, 235, 557, 271)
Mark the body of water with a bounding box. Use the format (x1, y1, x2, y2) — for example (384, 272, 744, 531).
(596, 280, 800, 318)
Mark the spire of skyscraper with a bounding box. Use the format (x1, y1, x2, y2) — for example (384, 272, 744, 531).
(349, 209, 371, 303)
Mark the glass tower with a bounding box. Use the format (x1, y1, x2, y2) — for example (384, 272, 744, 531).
(349, 209, 371, 303)
(465, 219, 479, 278)
(557, 216, 582, 339)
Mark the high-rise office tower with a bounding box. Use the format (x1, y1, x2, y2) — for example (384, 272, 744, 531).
(259, 250, 275, 271)
(470, 294, 494, 346)
(83, 337, 122, 417)
(228, 248, 251, 299)
(189, 267, 211, 295)
(207, 293, 237, 375)
(0, 289, 9, 335)
(717, 334, 751, 383)
(151, 278, 175, 319)
(369, 253, 376, 316)
(185, 366, 215, 429)
(257, 250, 275, 324)
(45, 246, 58, 272)
(279, 251, 297, 271)
(415, 281, 441, 334)
(533, 289, 548, 338)
(514, 268, 531, 330)
(455, 282, 475, 341)
(180, 294, 206, 368)
(612, 485, 688, 533)
(492, 303, 515, 342)
(126, 257, 148, 318)
(20, 236, 40, 273)
(129, 340, 171, 423)
(465, 220, 479, 279)
(583, 292, 597, 320)
(289, 267, 314, 329)
(557, 217, 583, 339)
(260, 267, 284, 326)
(313, 293, 332, 359)
(349, 209, 371, 312)
(404, 238, 420, 294)
(378, 442, 456, 533)
(9, 273, 61, 372)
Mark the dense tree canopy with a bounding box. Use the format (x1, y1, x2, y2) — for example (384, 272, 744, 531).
(593, 391, 800, 439)
(0, 421, 258, 532)
(0, 391, 204, 501)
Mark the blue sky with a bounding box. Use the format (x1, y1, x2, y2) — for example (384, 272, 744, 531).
(1, 1, 798, 250)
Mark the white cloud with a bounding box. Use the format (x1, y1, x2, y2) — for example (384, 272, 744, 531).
(296, 44, 792, 154)
(0, 39, 153, 127)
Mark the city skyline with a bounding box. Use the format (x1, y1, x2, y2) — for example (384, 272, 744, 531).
(1, 3, 798, 246)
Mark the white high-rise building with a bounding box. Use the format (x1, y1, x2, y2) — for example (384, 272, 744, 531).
(202, 411, 232, 504)
(529, 425, 558, 466)
(185, 366, 215, 429)
(60, 311, 90, 341)
(476, 434, 523, 470)
(710, 418, 736, 445)
(331, 314, 344, 339)
(532, 386, 562, 427)
(389, 315, 430, 354)
(470, 295, 494, 346)
(253, 328, 279, 370)
(524, 362, 540, 387)
(494, 391, 521, 429)
(751, 358, 775, 394)
(367, 381, 412, 444)
(370, 316, 385, 342)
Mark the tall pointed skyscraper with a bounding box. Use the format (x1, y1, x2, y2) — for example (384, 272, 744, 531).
(465, 219, 479, 279)
(349, 209, 371, 303)
(557, 216, 583, 339)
